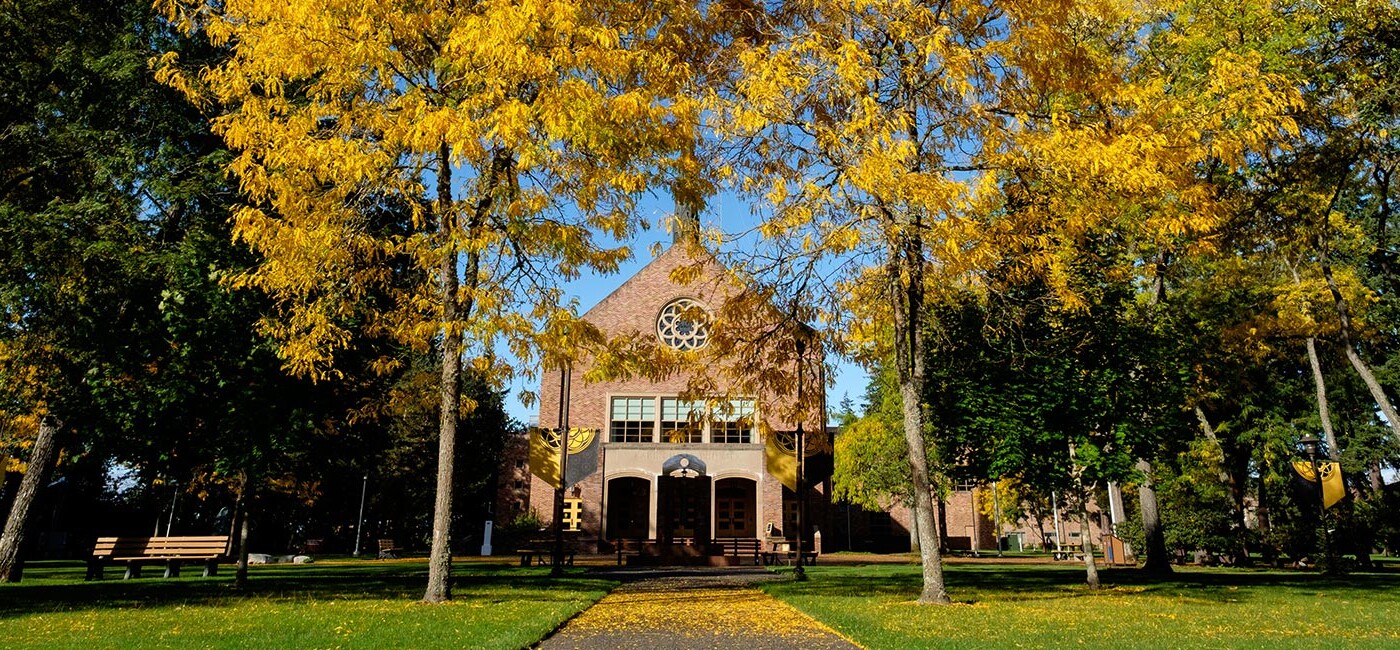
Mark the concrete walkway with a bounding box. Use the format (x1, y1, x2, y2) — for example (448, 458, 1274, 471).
(537, 566, 862, 650)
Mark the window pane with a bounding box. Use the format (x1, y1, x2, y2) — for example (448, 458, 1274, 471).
(660, 398, 702, 443)
(660, 398, 701, 421)
(712, 399, 754, 443)
(714, 399, 754, 421)
(610, 397, 655, 443)
(611, 397, 654, 421)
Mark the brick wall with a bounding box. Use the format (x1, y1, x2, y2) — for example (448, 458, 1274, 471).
(873, 490, 1111, 553)
(495, 431, 531, 524)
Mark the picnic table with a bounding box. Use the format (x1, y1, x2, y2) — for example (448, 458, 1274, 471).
(762, 538, 818, 566)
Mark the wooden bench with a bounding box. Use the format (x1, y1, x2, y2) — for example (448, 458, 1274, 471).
(713, 537, 763, 565)
(611, 538, 655, 565)
(377, 539, 404, 559)
(88, 535, 231, 580)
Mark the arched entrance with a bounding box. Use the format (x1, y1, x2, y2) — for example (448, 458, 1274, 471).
(714, 477, 757, 538)
(657, 454, 710, 543)
(605, 477, 650, 540)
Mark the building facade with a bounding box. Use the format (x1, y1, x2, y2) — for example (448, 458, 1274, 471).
(516, 243, 828, 553)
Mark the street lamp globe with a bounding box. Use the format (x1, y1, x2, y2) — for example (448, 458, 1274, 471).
(1298, 434, 1320, 460)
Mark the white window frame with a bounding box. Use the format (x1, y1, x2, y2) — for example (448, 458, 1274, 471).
(609, 396, 656, 443)
(606, 396, 758, 445)
(710, 399, 756, 444)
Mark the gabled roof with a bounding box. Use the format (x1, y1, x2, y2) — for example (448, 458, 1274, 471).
(581, 242, 737, 330)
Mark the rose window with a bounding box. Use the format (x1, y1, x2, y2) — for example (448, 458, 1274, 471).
(656, 298, 711, 351)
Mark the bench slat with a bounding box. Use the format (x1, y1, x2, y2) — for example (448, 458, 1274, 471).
(92, 536, 231, 560)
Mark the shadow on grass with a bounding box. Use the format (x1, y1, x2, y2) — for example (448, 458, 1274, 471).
(763, 563, 1400, 606)
(0, 560, 616, 619)
(1110, 567, 1400, 602)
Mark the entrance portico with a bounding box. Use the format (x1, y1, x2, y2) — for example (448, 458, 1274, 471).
(602, 449, 766, 544)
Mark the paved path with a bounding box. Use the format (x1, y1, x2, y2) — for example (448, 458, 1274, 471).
(537, 567, 862, 650)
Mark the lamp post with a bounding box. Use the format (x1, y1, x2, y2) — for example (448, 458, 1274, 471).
(1298, 434, 1333, 572)
(353, 474, 368, 557)
(552, 364, 572, 577)
(793, 335, 808, 582)
(992, 481, 1003, 558)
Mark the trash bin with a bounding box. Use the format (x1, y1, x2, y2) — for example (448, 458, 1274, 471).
(1001, 533, 1023, 552)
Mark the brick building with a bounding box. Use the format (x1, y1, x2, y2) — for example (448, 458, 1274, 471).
(505, 241, 830, 557)
(852, 485, 1112, 555)
(497, 239, 1113, 559)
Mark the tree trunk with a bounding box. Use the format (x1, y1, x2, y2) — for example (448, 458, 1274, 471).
(888, 208, 949, 605)
(1080, 496, 1100, 590)
(1256, 471, 1279, 566)
(900, 384, 949, 604)
(424, 143, 463, 604)
(1035, 512, 1049, 551)
(969, 488, 980, 557)
(1069, 443, 1100, 588)
(1318, 243, 1400, 447)
(234, 483, 252, 591)
(1133, 254, 1172, 574)
(992, 485, 1004, 557)
(1305, 338, 1342, 460)
(908, 500, 920, 553)
(936, 494, 950, 553)
(1136, 459, 1172, 574)
(1290, 261, 1342, 460)
(1195, 408, 1251, 566)
(0, 416, 61, 582)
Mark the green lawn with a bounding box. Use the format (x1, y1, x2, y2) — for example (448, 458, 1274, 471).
(0, 558, 614, 649)
(761, 562, 1400, 649)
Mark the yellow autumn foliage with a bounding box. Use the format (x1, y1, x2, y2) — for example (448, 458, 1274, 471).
(720, 0, 1303, 341)
(0, 337, 54, 474)
(157, 0, 702, 392)
(0, 412, 40, 474)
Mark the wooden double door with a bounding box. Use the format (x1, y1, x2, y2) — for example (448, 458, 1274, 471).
(714, 478, 756, 539)
(657, 475, 710, 543)
(652, 475, 758, 542)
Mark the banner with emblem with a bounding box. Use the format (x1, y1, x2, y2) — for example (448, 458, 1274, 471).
(529, 426, 600, 489)
(804, 427, 834, 489)
(765, 427, 833, 491)
(1292, 461, 1345, 509)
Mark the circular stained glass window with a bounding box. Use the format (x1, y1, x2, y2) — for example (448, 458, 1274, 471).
(656, 298, 711, 351)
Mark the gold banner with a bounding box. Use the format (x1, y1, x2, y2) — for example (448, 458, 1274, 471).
(529, 427, 599, 489)
(1292, 461, 1345, 509)
(764, 428, 834, 491)
(765, 431, 797, 491)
